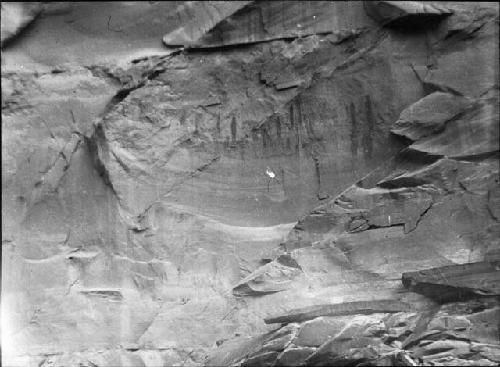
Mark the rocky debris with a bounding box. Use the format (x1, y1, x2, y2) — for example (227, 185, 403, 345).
(212, 311, 421, 366)
(402, 261, 500, 302)
(403, 298, 500, 365)
(233, 255, 302, 296)
(391, 92, 472, 141)
(0, 2, 42, 47)
(364, 1, 453, 28)
(292, 317, 351, 348)
(218, 289, 499, 367)
(265, 300, 412, 324)
(275, 346, 316, 366)
(304, 336, 389, 366)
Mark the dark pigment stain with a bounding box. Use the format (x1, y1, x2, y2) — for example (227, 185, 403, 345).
(349, 102, 358, 157)
(261, 124, 271, 148)
(276, 115, 282, 139)
(231, 116, 237, 141)
(363, 95, 375, 157)
(216, 113, 221, 136)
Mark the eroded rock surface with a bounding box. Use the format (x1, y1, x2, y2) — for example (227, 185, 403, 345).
(402, 261, 500, 301)
(391, 91, 472, 141)
(166, 1, 375, 49)
(1, 2, 42, 47)
(364, 1, 453, 28)
(2, 1, 499, 366)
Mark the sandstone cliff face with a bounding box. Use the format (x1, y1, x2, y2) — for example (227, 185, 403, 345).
(1, 2, 499, 366)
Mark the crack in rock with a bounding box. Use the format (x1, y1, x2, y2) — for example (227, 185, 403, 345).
(134, 154, 222, 223)
(29, 134, 82, 207)
(405, 199, 434, 234)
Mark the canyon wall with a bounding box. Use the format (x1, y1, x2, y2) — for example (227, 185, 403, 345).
(1, 1, 499, 366)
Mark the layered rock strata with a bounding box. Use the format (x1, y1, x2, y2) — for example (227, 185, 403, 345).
(2, 1, 499, 366)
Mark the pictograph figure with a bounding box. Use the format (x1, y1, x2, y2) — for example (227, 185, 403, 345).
(265, 166, 280, 192)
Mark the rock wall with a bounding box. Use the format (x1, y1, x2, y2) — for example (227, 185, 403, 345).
(1, 1, 499, 366)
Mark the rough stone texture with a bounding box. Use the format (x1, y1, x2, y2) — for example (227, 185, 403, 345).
(1, 2, 42, 47)
(211, 300, 499, 366)
(169, 1, 376, 48)
(364, 1, 453, 28)
(403, 298, 500, 365)
(233, 255, 303, 296)
(2, 1, 499, 366)
(162, 2, 252, 47)
(391, 91, 472, 141)
(410, 95, 499, 157)
(402, 261, 500, 301)
(265, 300, 412, 324)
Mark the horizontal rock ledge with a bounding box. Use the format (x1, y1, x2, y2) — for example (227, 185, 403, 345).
(402, 261, 500, 302)
(264, 300, 412, 324)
